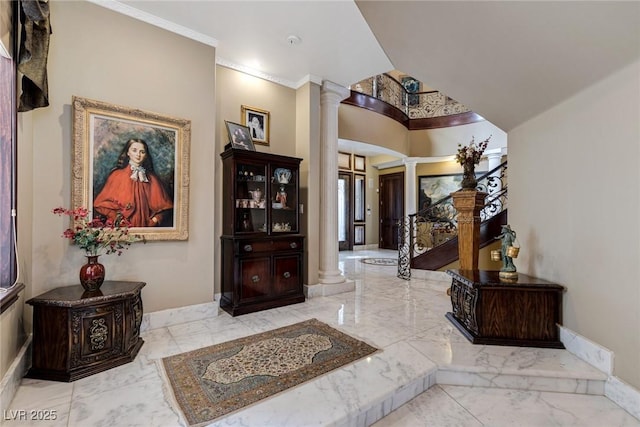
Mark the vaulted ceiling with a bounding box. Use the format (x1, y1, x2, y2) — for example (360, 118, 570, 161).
(356, 1, 640, 131)
(105, 1, 640, 131)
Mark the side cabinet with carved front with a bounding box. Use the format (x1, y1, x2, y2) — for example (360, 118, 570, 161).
(446, 270, 565, 348)
(27, 281, 145, 382)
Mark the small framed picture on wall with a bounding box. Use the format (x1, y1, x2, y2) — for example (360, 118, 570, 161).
(241, 105, 270, 146)
(338, 152, 351, 170)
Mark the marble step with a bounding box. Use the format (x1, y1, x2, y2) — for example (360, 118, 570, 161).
(433, 344, 608, 395)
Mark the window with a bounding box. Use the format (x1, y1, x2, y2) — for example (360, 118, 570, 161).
(354, 174, 365, 222)
(0, 2, 17, 293)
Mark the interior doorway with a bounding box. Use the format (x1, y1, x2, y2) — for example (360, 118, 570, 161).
(379, 172, 404, 250)
(338, 172, 353, 251)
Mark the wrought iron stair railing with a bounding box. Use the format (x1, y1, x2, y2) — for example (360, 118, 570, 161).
(398, 161, 508, 279)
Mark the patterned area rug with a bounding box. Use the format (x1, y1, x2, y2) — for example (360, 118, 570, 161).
(160, 318, 378, 426)
(361, 257, 398, 266)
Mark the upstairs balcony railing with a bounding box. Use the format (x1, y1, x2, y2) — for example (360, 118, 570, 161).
(350, 74, 473, 122)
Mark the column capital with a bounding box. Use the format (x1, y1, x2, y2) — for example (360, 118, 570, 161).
(321, 80, 350, 102)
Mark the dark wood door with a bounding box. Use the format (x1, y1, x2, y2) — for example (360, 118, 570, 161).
(379, 172, 404, 250)
(239, 257, 271, 300)
(273, 255, 301, 295)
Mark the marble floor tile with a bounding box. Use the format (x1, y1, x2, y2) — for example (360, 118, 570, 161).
(441, 385, 640, 426)
(67, 374, 182, 427)
(6, 249, 638, 426)
(3, 379, 73, 427)
(372, 385, 482, 427)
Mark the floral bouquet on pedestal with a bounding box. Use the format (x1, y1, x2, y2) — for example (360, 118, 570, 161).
(455, 135, 491, 189)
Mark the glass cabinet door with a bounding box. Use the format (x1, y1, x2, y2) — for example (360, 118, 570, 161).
(270, 164, 298, 233)
(235, 163, 267, 233)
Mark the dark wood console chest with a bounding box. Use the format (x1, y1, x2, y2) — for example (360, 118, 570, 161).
(446, 270, 565, 348)
(26, 280, 145, 382)
(220, 149, 305, 316)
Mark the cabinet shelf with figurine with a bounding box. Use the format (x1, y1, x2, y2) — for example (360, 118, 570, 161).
(220, 148, 304, 316)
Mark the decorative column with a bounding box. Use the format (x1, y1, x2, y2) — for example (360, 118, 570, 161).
(404, 159, 417, 215)
(403, 158, 418, 263)
(451, 190, 487, 270)
(317, 81, 352, 293)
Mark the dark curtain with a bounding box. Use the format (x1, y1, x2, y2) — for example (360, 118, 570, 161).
(17, 0, 52, 112)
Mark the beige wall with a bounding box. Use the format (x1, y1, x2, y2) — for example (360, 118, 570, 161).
(409, 121, 507, 158)
(21, 2, 216, 316)
(214, 66, 300, 285)
(216, 66, 296, 155)
(509, 60, 640, 389)
(295, 82, 321, 284)
(339, 104, 409, 156)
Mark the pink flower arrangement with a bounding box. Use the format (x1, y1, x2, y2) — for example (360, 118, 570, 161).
(455, 136, 491, 166)
(52, 206, 141, 256)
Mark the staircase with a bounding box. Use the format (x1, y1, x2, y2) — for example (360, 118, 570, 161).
(398, 162, 508, 278)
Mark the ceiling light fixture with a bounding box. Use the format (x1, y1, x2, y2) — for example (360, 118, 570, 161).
(286, 35, 302, 46)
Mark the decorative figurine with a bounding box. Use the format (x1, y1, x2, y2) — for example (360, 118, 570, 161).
(276, 185, 287, 208)
(496, 224, 519, 280)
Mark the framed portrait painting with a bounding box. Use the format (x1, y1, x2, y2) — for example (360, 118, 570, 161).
(225, 121, 255, 151)
(72, 96, 191, 241)
(241, 105, 270, 146)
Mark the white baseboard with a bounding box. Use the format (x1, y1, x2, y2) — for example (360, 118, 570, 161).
(304, 279, 355, 298)
(559, 326, 614, 375)
(0, 335, 32, 413)
(605, 376, 640, 420)
(409, 269, 450, 282)
(560, 326, 639, 421)
(352, 244, 380, 251)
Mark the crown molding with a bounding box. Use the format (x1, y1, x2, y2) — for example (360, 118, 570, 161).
(216, 57, 300, 89)
(216, 61, 323, 90)
(297, 74, 323, 88)
(88, 0, 218, 47)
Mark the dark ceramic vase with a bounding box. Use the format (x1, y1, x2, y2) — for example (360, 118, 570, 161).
(79, 255, 106, 292)
(461, 162, 477, 190)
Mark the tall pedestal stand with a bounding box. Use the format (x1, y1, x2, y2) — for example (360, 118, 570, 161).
(451, 190, 487, 270)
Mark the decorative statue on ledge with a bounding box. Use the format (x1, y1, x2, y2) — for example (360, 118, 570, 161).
(496, 224, 519, 280)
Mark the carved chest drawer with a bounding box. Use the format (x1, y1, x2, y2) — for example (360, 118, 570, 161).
(26, 281, 145, 382)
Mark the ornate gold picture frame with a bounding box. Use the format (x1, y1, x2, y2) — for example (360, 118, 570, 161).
(241, 105, 270, 146)
(72, 96, 191, 240)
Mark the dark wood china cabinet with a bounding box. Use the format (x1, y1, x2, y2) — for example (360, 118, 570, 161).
(220, 148, 304, 316)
